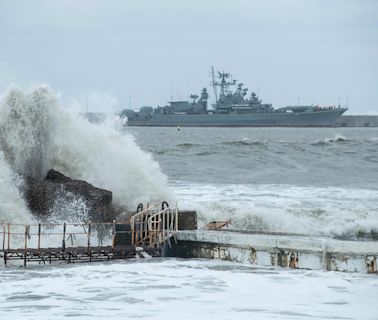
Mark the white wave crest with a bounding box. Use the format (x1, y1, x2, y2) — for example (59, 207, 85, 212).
(174, 183, 378, 238)
(314, 134, 350, 145)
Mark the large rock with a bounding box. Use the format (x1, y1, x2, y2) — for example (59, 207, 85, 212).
(26, 169, 114, 222)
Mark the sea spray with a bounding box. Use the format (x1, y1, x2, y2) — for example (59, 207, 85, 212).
(47, 190, 90, 224)
(49, 106, 173, 208)
(0, 86, 53, 180)
(0, 85, 172, 223)
(0, 151, 32, 223)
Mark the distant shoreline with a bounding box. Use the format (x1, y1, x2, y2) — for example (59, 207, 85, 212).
(335, 115, 378, 127)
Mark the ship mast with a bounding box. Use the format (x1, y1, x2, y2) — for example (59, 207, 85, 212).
(214, 71, 236, 99)
(211, 66, 218, 103)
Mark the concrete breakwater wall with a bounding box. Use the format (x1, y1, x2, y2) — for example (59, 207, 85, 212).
(169, 229, 378, 274)
(2, 209, 377, 273)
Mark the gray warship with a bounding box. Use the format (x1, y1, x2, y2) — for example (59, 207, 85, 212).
(122, 69, 348, 127)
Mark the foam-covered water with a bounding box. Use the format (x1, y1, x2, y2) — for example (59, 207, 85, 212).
(0, 259, 377, 320)
(174, 183, 378, 239)
(0, 86, 172, 223)
(127, 127, 378, 239)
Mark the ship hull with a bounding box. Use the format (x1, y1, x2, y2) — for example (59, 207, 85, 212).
(127, 109, 347, 127)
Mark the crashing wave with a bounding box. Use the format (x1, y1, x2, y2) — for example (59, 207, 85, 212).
(0, 85, 172, 223)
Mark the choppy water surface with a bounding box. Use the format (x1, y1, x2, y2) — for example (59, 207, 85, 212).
(127, 127, 378, 238)
(1, 259, 377, 320)
(127, 127, 378, 186)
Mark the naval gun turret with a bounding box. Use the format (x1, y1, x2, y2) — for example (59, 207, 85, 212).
(199, 88, 209, 107)
(190, 94, 199, 104)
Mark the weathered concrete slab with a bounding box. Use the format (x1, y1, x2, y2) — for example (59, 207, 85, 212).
(171, 230, 378, 273)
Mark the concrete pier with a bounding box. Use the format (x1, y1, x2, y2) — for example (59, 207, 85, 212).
(169, 230, 378, 274)
(2, 209, 377, 273)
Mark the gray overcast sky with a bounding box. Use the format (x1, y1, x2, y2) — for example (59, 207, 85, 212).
(0, 0, 377, 114)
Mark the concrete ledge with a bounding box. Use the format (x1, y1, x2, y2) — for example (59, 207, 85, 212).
(172, 230, 378, 273)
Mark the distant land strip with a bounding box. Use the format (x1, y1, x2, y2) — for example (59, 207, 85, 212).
(335, 115, 378, 127)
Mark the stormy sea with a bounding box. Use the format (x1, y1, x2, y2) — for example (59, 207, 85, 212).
(1, 86, 378, 319)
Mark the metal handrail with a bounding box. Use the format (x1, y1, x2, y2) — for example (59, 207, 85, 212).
(1, 223, 5, 251)
(0, 204, 179, 252)
(147, 206, 178, 246)
(0, 222, 120, 252)
(130, 205, 155, 245)
(130, 205, 155, 226)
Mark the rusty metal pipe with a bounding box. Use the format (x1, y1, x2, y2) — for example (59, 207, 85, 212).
(2, 223, 5, 251)
(7, 223, 10, 250)
(37, 223, 41, 252)
(62, 223, 66, 252)
(24, 225, 28, 267)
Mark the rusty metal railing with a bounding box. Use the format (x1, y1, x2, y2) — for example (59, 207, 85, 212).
(0, 221, 140, 266)
(130, 203, 178, 247)
(1, 203, 179, 259)
(130, 205, 155, 245)
(0, 206, 179, 266)
(147, 205, 178, 247)
(0, 222, 118, 253)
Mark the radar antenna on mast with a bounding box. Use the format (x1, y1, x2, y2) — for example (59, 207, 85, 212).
(214, 71, 237, 98)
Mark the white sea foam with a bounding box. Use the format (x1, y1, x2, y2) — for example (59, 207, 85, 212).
(0, 259, 376, 320)
(173, 182, 378, 238)
(0, 85, 172, 223)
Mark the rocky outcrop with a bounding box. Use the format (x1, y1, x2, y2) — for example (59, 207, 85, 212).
(26, 169, 114, 222)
